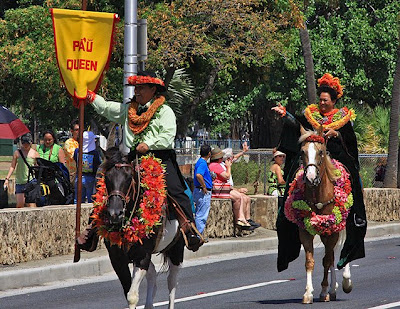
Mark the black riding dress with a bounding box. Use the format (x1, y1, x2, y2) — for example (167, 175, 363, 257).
(276, 112, 367, 272)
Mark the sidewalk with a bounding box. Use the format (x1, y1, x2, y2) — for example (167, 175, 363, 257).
(0, 221, 399, 291)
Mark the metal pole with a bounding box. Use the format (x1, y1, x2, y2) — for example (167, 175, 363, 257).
(121, 0, 138, 154)
(74, 0, 88, 263)
(263, 154, 267, 195)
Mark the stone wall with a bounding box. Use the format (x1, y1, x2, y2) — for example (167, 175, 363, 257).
(0, 188, 399, 265)
(0, 204, 93, 265)
(364, 188, 400, 221)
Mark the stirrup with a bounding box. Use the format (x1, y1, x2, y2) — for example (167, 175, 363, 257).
(180, 222, 204, 252)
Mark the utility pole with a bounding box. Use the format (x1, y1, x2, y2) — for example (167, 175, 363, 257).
(121, 0, 147, 154)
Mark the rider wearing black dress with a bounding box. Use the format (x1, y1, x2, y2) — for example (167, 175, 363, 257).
(273, 73, 367, 272)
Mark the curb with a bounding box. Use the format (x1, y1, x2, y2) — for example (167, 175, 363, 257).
(1, 222, 399, 291)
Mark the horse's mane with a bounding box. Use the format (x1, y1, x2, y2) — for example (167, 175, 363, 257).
(101, 147, 129, 171)
(299, 130, 339, 182)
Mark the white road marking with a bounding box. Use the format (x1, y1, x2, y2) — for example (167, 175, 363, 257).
(136, 279, 290, 308)
(368, 302, 400, 309)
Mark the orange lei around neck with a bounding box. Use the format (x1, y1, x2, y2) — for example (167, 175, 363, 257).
(128, 95, 165, 135)
(304, 104, 356, 131)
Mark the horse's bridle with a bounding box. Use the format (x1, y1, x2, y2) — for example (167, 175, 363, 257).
(106, 163, 137, 209)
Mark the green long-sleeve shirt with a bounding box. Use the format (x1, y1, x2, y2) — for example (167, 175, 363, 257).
(91, 95, 176, 150)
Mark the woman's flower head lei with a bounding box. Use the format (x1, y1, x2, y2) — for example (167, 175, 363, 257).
(305, 135, 325, 144)
(318, 73, 343, 99)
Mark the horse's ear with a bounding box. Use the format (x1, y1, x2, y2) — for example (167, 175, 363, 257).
(317, 125, 324, 136)
(300, 125, 307, 136)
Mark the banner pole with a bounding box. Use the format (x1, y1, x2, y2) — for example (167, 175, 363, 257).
(73, 101, 85, 263)
(73, 0, 87, 263)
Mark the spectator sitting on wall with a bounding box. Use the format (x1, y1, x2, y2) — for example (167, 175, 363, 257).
(267, 149, 286, 196)
(209, 146, 260, 230)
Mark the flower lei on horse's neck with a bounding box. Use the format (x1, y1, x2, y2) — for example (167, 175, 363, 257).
(284, 159, 353, 236)
(128, 95, 165, 145)
(91, 154, 166, 247)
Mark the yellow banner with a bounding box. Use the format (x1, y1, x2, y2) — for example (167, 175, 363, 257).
(51, 9, 119, 99)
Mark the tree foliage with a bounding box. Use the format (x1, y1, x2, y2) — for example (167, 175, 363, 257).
(0, 0, 400, 151)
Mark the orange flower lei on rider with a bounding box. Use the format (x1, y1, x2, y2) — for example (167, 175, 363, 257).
(304, 104, 356, 131)
(91, 154, 166, 247)
(127, 95, 165, 135)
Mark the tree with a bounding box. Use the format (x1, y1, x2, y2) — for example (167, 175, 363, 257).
(140, 0, 301, 135)
(384, 44, 400, 188)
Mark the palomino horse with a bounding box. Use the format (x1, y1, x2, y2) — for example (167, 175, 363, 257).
(285, 126, 353, 304)
(94, 148, 184, 309)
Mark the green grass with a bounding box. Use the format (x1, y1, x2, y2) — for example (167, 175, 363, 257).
(0, 156, 12, 162)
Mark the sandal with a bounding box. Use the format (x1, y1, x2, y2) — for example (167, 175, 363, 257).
(236, 220, 255, 230)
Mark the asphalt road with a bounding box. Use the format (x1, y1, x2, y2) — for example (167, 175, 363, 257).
(1, 236, 400, 309)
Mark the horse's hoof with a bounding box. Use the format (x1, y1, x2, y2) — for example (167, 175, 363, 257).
(329, 292, 336, 301)
(343, 278, 353, 294)
(302, 295, 313, 304)
(319, 294, 330, 302)
(127, 291, 139, 308)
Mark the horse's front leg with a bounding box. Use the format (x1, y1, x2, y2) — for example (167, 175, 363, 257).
(127, 266, 147, 309)
(320, 233, 339, 302)
(299, 229, 315, 304)
(144, 262, 157, 309)
(167, 257, 181, 309)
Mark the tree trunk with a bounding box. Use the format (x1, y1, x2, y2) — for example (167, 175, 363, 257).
(384, 45, 400, 188)
(163, 65, 176, 88)
(299, 24, 316, 105)
(176, 65, 220, 136)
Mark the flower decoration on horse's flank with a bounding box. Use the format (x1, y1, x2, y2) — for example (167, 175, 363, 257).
(305, 135, 325, 144)
(304, 104, 356, 131)
(318, 73, 343, 99)
(284, 159, 353, 236)
(91, 154, 166, 247)
(127, 75, 165, 88)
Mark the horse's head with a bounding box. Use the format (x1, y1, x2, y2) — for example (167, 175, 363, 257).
(102, 147, 136, 226)
(299, 125, 331, 187)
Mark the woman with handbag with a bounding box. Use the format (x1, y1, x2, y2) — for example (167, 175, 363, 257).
(4, 133, 39, 208)
(209, 146, 260, 230)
